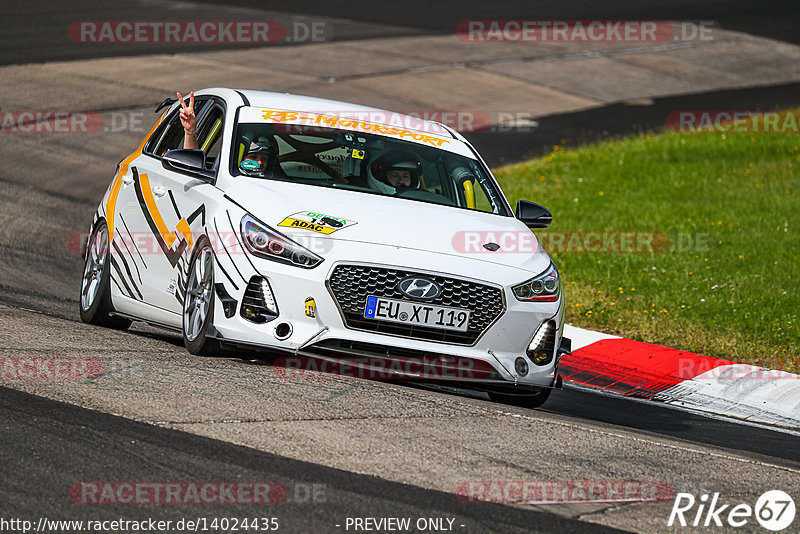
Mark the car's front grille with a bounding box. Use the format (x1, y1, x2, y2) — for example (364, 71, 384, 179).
(327, 264, 505, 344)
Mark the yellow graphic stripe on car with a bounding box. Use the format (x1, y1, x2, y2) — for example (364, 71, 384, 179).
(176, 218, 194, 249)
(106, 111, 167, 240)
(105, 175, 124, 238)
(138, 172, 182, 248)
(201, 117, 222, 152)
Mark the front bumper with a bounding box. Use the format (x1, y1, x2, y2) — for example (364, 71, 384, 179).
(210, 217, 565, 388)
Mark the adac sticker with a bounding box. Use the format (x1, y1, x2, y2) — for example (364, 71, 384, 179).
(277, 211, 356, 235)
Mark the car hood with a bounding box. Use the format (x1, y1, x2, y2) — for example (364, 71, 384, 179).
(224, 179, 552, 275)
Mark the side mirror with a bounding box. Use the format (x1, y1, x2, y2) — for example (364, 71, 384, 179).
(162, 149, 214, 183)
(515, 199, 552, 228)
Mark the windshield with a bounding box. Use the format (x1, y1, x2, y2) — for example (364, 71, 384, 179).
(231, 122, 510, 215)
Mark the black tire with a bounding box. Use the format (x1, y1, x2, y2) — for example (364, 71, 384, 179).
(182, 238, 220, 356)
(79, 220, 132, 330)
(489, 387, 552, 409)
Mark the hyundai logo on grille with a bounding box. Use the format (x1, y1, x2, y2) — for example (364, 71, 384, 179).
(397, 277, 441, 300)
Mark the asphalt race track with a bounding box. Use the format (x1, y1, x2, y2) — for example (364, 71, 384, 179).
(1, 1, 800, 532)
(0, 387, 612, 533)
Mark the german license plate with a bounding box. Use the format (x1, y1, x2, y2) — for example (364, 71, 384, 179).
(364, 296, 470, 332)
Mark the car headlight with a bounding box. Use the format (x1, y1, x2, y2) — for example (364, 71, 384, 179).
(512, 262, 560, 302)
(240, 214, 323, 269)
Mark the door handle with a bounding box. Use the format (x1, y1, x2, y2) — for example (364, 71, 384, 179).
(122, 174, 133, 185)
(153, 186, 167, 197)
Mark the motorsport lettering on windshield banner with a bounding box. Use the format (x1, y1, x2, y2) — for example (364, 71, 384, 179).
(277, 211, 356, 234)
(260, 109, 451, 147)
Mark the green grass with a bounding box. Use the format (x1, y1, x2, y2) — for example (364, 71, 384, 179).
(494, 114, 800, 371)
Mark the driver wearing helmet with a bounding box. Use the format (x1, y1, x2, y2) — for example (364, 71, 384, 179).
(239, 137, 278, 177)
(369, 150, 422, 193)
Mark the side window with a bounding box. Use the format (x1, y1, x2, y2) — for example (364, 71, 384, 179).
(153, 115, 185, 156)
(147, 99, 208, 157)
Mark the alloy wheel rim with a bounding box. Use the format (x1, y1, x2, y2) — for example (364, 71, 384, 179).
(80, 226, 108, 311)
(183, 247, 213, 341)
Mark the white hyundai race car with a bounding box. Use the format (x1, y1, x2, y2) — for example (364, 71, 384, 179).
(80, 88, 570, 407)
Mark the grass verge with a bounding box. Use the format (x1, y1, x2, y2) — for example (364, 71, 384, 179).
(494, 112, 799, 371)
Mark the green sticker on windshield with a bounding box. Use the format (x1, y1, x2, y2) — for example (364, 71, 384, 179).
(241, 160, 260, 171)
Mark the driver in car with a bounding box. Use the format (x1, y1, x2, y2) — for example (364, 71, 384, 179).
(239, 137, 281, 177)
(369, 150, 422, 193)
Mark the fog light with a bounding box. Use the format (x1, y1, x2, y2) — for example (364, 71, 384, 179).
(241, 276, 279, 323)
(527, 320, 556, 366)
(515, 357, 529, 376)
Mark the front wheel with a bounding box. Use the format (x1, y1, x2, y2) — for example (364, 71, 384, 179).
(489, 387, 552, 409)
(182, 239, 220, 356)
(79, 221, 131, 330)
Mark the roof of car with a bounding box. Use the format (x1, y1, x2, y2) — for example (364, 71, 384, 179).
(235, 89, 454, 138)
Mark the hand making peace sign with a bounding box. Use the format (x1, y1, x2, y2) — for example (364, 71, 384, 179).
(177, 91, 198, 150)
